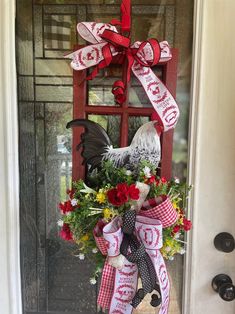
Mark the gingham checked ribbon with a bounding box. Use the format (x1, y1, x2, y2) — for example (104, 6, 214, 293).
(139, 195, 178, 228)
(94, 195, 178, 313)
(65, 0, 179, 132)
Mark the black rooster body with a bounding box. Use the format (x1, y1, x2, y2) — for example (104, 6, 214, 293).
(67, 119, 161, 170)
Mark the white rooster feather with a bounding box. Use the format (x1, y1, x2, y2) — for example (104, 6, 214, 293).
(66, 119, 161, 170)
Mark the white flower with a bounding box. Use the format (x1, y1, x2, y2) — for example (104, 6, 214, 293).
(80, 183, 96, 194)
(126, 170, 132, 176)
(174, 177, 180, 184)
(92, 248, 98, 254)
(108, 254, 125, 269)
(174, 232, 180, 239)
(165, 246, 171, 252)
(71, 198, 78, 206)
(169, 256, 174, 261)
(57, 219, 64, 227)
(76, 253, 85, 260)
(90, 277, 97, 285)
(179, 248, 186, 255)
(143, 166, 151, 178)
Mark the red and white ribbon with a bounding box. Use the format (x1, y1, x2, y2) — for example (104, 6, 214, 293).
(65, 21, 179, 132)
(95, 194, 178, 313)
(103, 217, 138, 314)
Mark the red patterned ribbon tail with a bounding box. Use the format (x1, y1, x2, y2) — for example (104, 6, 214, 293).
(136, 216, 170, 314)
(93, 219, 108, 255)
(98, 260, 116, 310)
(102, 217, 138, 314)
(94, 220, 116, 310)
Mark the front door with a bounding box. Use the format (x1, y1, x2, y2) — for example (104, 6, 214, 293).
(186, 1, 235, 313)
(16, 1, 193, 313)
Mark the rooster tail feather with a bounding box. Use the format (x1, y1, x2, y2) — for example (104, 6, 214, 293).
(66, 119, 112, 169)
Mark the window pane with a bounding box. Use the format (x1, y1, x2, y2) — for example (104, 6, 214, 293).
(88, 66, 122, 106)
(88, 114, 121, 147)
(128, 116, 150, 145)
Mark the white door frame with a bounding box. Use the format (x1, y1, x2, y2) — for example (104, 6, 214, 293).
(0, 1, 22, 314)
(0, 0, 216, 313)
(182, 0, 204, 312)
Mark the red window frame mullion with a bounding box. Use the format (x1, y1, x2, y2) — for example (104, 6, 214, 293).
(72, 46, 87, 181)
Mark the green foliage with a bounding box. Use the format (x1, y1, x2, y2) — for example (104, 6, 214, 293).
(58, 160, 192, 278)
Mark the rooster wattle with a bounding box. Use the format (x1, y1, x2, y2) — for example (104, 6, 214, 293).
(66, 119, 161, 171)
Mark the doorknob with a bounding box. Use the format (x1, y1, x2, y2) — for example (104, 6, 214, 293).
(212, 274, 235, 301)
(214, 232, 235, 253)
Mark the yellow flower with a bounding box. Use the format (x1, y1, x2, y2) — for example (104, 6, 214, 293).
(81, 234, 89, 242)
(96, 191, 106, 204)
(103, 208, 117, 221)
(172, 200, 179, 209)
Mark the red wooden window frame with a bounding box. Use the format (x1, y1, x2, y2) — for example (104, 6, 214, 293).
(72, 46, 178, 181)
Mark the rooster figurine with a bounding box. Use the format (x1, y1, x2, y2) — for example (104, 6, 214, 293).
(66, 119, 161, 171)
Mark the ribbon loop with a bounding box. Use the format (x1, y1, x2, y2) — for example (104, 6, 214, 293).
(101, 29, 130, 48)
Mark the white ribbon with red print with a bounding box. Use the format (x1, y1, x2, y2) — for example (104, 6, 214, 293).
(103, 217, 138, 314)
(65, 22, 179, 132)
(101, 215, 170, 314)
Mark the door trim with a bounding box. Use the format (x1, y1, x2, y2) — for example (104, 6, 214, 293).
(182, 0, 204, 313)
(0, 1, 22, 314)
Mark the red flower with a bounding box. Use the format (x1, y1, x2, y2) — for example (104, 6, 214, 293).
(155, 179, 160, 186)
(107, 188, 128, 206)
(128, 184, 140, 200)
(60, 223, 73, 241)
(59, 200, 74, 214)
(66, 188, 75, 199)
(116, 183, 129, 194)
(161, 177, 167, 183)
(183, 218, 192, 231)
(148, 175, 156, 184)
(173, 225, 181, 234)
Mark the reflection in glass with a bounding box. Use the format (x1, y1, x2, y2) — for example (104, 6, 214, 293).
(88, 114, 121, 147)
(128, 116, 150, 145)
(17, 0, 194, 313)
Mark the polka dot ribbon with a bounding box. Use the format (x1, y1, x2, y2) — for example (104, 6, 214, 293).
(120, 210, 161, 308)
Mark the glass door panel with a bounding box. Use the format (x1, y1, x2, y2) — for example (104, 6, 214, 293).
(16, 1, 193, 313)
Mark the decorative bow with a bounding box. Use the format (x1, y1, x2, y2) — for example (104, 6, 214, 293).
(94, 193, 178, 313)
(65, 0, 179, 132)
